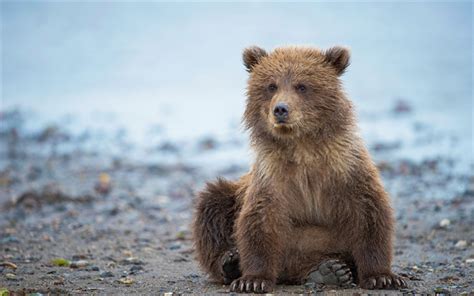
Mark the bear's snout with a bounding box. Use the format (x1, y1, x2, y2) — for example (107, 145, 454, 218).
(273, 102, 289, 123)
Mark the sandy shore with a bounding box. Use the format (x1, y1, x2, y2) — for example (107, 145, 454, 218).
(0, 109, 473, 295)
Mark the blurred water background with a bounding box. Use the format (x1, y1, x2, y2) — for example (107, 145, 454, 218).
(1, 2, 472, 172)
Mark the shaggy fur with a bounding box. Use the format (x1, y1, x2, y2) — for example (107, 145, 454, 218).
(192, 46, 407, 293)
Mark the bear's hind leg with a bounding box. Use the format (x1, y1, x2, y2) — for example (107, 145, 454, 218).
(192, 178, 242, 283)
(279, 225, 355, 287)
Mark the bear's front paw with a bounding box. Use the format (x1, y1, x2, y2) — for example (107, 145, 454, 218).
(230, 276, 274, 293)
(360, 273, 408, 290)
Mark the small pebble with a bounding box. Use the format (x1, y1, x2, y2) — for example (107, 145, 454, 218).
(53, 277, 65, 285)
(0, 261, 17, 270)
(434, 287, 450, 294)
(439, 219, 451, 228)
(5, 273, 16, 280)
(95, 173, 112, 195)
(122, 250, 133, 257)
(117, 277, 134, 285)
(120, 257, 144, 265)
(72, 254, 88, 261)
(466, 258, 474, 265)
(455, 240, 467, 249)
(70, 260, 89, 268)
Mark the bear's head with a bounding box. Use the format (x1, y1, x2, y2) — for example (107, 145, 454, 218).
(243, 46, 353, 142)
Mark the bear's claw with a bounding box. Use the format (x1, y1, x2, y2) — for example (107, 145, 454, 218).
(230, 276, 274, 293)
(360, 273, 408, 289)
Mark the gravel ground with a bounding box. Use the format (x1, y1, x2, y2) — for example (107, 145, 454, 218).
(0, 109, 473, 295)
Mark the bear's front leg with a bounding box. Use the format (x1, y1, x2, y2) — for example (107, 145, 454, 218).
(344, 180, 408, 290)
(354, 242, 408, 290)
(230, 181, 289, 293)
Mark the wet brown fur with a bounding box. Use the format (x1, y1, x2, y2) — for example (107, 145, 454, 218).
(192, 46, 405, 292)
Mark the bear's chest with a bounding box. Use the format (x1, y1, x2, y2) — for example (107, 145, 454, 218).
(257, 154, 333, 225)
(281, 167, 329, 226)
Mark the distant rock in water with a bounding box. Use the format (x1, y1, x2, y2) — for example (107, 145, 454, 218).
(392, 99, 413, 114)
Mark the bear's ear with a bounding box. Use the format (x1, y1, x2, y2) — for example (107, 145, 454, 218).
(243, 46, 267, 72)
(324, 46, 350, 75)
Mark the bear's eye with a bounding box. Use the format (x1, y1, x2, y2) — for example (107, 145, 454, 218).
(267, 83, 278, 92)
(295, 84, 307, 93)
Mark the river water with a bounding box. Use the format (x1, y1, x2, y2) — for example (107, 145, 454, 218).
(2, 2, 472, 172)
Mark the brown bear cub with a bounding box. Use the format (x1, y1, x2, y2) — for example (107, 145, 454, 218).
(192, 45, 408, 293)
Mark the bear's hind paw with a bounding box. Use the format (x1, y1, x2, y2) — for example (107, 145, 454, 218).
(307, 259, 354, 287)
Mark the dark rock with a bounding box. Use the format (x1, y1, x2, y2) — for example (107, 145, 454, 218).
(87, 266, 100, 271)
(0, 236, 20, 244)
(173, 257, 188, 263)
(100, 271, 114, 278)
(72, 254, 90, 261)
(393, 99, 412, 114)
(130, 265, 143, 273)
(119, 257, 144, 265)
(198, 137, 217, 151)
(169, 243, 181, 250)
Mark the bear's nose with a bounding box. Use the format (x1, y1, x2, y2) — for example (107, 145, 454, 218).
(273, 102, 289, 122)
